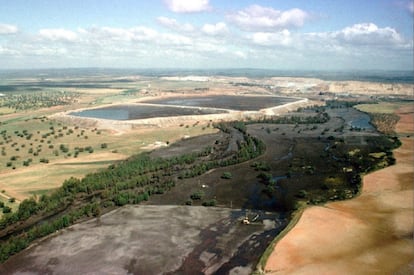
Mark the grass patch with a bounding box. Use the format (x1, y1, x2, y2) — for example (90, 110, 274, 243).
(355, 103, 399, 114)
(0, 107, 14, 115)
(0, 194, 19, 218)
(324, 176, 344, 186)
(369, 152, 386, 159)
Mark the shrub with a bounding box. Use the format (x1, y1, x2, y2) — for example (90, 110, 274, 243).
(190, 191, 204, 200)
(202, 199, 217, 207)
(297, 190, 308, 198)
(221, 172, 232, 179)
(257, 172, 272, 182)
(2, 206, 11, 213)
(251, 161, 271, 171)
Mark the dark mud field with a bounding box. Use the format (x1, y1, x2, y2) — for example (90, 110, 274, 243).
(0, 107, 382, 274)
(70, 104, 227, 120)
(141, 95, 297, 111)
(0, 206, 287, 275)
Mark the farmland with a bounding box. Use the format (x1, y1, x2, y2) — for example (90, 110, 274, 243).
(0, 75, 224, 201)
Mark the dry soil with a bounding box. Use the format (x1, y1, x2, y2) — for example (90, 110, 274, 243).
(264, 105, 414, 274)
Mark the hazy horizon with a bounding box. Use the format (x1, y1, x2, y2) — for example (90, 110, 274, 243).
(1, 0, 413, 71)
(0, 67, 413, 84)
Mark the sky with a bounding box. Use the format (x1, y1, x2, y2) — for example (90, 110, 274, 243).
(0, 0, 413, 71)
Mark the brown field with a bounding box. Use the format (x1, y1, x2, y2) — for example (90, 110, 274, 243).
(263, 104, 414, 274)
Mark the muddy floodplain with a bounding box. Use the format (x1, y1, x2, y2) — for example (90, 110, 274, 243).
(0, 206, 285, 275)
(0, 106, 392, 274)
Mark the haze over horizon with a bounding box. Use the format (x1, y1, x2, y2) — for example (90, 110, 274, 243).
(0, 0, 413, 71)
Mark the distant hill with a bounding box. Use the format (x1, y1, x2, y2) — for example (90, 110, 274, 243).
(0, 68, 412, 84)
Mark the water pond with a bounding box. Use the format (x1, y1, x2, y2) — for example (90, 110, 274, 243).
(349, 114, 374, 130)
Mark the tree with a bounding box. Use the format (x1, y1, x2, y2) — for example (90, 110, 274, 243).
(17, 198, 38, 220)
(2, 206, 11, 213)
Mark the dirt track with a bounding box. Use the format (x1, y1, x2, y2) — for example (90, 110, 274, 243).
(264, 105, 414, 274)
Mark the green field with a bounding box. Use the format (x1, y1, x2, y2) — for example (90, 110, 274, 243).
(355, 102, 401, 114)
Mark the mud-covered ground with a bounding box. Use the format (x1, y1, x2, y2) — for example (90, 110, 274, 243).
(140, 95, 297, 111)
(0, 205, 286, 275)
(149, 106, 380, 211)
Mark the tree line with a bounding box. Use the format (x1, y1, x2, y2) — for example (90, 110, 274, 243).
(0, 91, 79, 111)
(245, 112, 330, 125)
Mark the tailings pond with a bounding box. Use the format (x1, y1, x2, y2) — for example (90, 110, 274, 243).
(70, 95, 298, 121)
(70, 104, 227, 120)
(141, 95, 297, 111)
